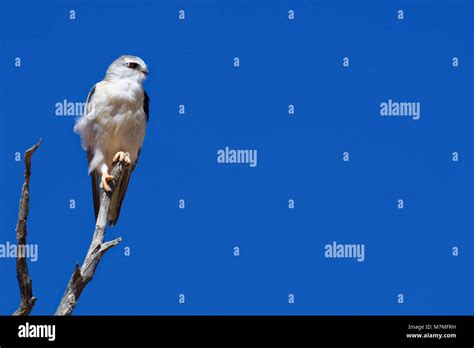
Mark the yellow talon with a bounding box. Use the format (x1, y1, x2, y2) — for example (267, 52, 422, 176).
(100, 174, 114, 192)
(113, 151, 131, 165)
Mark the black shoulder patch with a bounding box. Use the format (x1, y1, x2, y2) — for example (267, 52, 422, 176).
(87, 85, 96, 103)
(85, 85, 96, 114)
(144, 91, 150, 122)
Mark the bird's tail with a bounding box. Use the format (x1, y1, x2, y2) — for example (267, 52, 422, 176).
(107, 165, 131, 226)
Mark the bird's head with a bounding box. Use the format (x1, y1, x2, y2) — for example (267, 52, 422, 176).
(105, 55, 149, 82)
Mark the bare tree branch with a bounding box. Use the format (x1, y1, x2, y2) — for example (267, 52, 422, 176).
(55, 157, 126, 316)
(12, 139, 42, 316)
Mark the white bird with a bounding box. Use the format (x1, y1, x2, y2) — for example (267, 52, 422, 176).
(74, 55, 150, 226)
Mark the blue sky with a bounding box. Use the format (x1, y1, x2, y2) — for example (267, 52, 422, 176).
(0, 0, 473, 315)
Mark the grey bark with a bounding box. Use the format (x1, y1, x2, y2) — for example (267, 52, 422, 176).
(12, 139, 42, 316)
(55, 158, 125, 316)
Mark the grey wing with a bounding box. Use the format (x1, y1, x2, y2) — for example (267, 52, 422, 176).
(133, 91, 148, 167)
(84, 85, 101, 221)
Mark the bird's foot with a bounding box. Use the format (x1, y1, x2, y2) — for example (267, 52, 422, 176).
(113, 151, 131, 165)
(100, 173, 114, 192)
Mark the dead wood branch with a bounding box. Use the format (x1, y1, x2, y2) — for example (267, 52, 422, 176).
(55, 158, 126, 316)
(12, 139, 42, 316)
